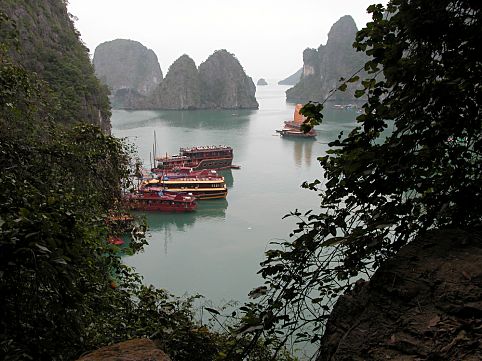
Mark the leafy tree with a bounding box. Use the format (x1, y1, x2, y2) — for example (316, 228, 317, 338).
(241, 0, 482, 357)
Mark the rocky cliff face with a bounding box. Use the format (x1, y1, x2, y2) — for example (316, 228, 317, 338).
(0, 0, 111, 132)
(77, 339, 171, 361)
(316, 228, 482, 360)
(93, 39, 163, 109)
(287, 15, 367, 103)
(199, 49, 258, 109)
(150, 54, 201, 110)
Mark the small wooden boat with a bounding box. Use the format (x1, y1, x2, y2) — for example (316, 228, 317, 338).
(276, 128, 317, 138)
(277, 104, 317, 139)
(108, 236, 125, 245)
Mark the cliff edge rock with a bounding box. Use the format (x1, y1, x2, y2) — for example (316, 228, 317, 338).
(77, 339, 171, 361)
(316, 228, 482, 361)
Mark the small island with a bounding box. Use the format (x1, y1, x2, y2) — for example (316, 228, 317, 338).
(257, 78, 268, 86)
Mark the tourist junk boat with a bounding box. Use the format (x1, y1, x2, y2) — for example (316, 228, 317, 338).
(141, 169, 228, 200)
(276, 104, 317, 138)
(124, 189, 197, 212)
(153, 145, 234, 172)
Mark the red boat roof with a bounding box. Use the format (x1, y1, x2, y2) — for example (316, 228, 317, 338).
(108, 236, 124, 245)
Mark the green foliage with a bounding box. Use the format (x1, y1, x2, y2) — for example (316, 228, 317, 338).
(0, 0, 111, 130)
(1, 38, 134, 359)
(242, 0, 482, 356)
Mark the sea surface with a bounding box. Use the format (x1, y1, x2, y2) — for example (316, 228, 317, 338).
(111, 83, 359, 305)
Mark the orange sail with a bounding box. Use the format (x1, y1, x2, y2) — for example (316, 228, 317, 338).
(293, 104, 306, 124)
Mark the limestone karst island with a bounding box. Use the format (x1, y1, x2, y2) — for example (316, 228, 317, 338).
(94, 40, 258, 110)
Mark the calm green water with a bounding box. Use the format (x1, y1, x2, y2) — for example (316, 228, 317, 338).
(111, 84, 359, 304)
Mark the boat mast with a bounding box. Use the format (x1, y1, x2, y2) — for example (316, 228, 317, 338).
(153, 130, 157, 168)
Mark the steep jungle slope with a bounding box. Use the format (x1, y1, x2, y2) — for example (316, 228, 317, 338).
(0, 0, 111, 131)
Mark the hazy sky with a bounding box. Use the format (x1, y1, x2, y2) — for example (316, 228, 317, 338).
(67, 0, 387, 82)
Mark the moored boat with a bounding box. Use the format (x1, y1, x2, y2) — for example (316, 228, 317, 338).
(124, 190, 197, 212)
(276, 128, 317, 138)
(277, 104, 317, 138)
(153, 145, 234, 172)
(141, 171, 228, 200)
(108, 236, 125, 245)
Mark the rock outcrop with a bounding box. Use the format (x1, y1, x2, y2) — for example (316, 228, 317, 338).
(150, 54, 201, 110)
(93, 39, 163, 109)
(0, 0, 111, 132)
(286, 15, 367, 103)
(278, 68, 302, 85)
(257, 78, 268, 86)
(77, 339, 171, 361)
(199, 49, 258, 109)
(316, 228, 482, 361)
(93, 45, 257, 110)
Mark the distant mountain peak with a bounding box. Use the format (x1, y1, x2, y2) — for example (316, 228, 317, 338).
(285, 14, 367, 103)
(198, 49, 259, 109)
(93, 39, 163, 98)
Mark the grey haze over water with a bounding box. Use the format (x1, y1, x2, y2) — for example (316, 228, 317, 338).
(68, 0, 388, 81)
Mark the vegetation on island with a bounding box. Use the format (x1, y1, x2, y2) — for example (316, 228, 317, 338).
(232, 0, 481, 358)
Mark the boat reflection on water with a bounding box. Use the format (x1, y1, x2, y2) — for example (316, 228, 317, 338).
(281, 137, 314, 168)
(135, 198, 229, 255)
